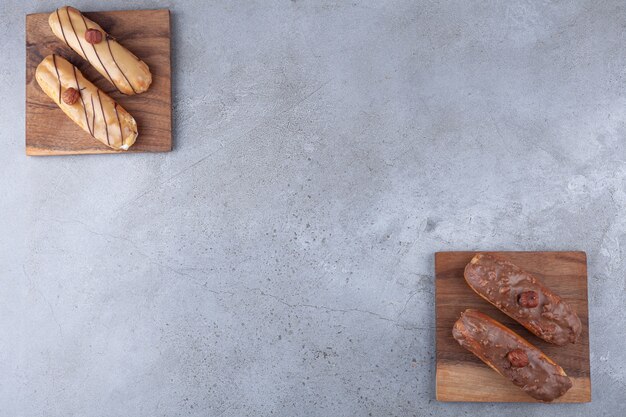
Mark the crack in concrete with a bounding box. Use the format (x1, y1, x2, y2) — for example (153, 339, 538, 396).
(396, 290, 418, 320)
(44, 217, 234, 297)
(22, 265, 63, 337)
(243, 286, 430, 332)
(40, 219, 429, 332)
(116, 79, 334, 212)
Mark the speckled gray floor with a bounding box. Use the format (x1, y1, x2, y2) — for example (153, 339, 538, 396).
(2, 1, 625, 416)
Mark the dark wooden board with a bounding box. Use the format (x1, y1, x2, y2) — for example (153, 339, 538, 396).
(435, 251, 591, 403)
(26, 9, 171, 155)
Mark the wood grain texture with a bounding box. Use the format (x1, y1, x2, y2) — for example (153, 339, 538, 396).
(435, 251, 591, 403)
(26, 9, 171, 155)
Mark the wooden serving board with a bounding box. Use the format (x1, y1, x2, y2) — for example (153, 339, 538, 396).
(26, 9, 171, 155)
(435, 251, 591, 403)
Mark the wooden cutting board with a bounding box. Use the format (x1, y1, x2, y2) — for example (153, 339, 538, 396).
(435, 251, 591, 403)
(25, 9, 171, 155)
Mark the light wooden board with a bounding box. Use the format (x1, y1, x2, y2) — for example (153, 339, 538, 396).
(26, 9, 171, 155)
(435, 251, 591, 403)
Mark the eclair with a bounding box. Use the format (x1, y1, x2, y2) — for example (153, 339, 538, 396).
(36, 54, 138, 150)
(49, 6, 152, 95)
(453, 309, 572, 402)
(464, 253, 582, 345)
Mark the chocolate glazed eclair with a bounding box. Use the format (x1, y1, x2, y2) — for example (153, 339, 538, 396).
(464, 253, 582, 345)
(36, 55, 138, 150)
(49, 6, 152, 95)
(453, 309, 572, 402)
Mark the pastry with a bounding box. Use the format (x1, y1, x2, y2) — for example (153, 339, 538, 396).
(49, 6, 152, 95)
(35, 54, 138, 150)
(464, 253, 582, 345)
(452, 309, 572, 402)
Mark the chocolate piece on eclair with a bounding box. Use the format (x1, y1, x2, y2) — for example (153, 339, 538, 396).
(452, 309, 572, 402)
(49, 6, 152, 95)
(464, 253, 582, 345)
(36, 54, 138, 150)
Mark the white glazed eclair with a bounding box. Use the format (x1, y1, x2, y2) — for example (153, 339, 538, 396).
(49, 6, 152, 95)
(36, 54, 138, 150)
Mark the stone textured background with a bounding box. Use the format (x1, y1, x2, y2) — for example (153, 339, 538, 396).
(2, 1, 625, 415)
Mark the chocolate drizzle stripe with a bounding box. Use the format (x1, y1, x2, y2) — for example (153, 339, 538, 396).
(78, 13, 117, 89)
(97, 90, 110, 146)
(55, 9, 70, 46)
(90, 95, 96, 136)
(66, 8, 89, 62)
(72, 65, 93, 137)
(52, 54, 62, 103)
(114, 103, 123, 147)
(106, 37, 137, 94)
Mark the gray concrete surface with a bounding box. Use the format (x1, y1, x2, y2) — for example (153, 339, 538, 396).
(1, 0, 625, 415)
